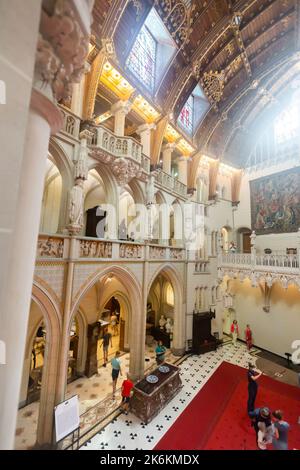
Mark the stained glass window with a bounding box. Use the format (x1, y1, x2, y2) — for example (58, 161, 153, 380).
(126, 25, 156, 91)
(178, 95, 194, 134)
(274, 103, 299, 144)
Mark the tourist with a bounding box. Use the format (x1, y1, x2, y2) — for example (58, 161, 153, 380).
(101, 327, 112, 367)
(155, 340, 166, 365)
(245, 324, 253, 350)
(248, 407, 272, 448)
(120, 373, 134, 415)
(111, 351, 123, 399)
(247, 363, 263, 413)
(230, 319, 239, 347)
(272, 410, 290, 450)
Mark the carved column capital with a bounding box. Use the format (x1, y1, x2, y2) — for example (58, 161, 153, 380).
(111, 100, 132, 116)
(34, 0, 92, 103)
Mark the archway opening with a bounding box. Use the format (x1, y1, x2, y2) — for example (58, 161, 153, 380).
(40, 156, 62, 234)
(146, 272, 177, 361)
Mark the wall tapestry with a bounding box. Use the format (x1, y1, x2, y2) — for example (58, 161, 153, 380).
(250, 167, 300, 235)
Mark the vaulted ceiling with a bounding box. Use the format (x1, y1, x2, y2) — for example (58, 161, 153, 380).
(90, 0, 300, 167)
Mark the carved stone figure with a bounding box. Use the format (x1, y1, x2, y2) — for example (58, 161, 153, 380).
(68, 178, 84, 233)
(165, 318, 173, 334)
(74, 138, 88, 180)
(159, 315, 167, 330)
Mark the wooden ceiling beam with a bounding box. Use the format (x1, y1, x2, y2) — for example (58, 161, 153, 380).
(198, 48, 295, 152)
(165, 0, 282, 112)
(295, 0, 300, 49)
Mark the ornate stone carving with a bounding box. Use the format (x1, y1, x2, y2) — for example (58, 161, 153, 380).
(119, 243, 142, 258)
(170, 248, 185, 260)
(149, 246, 167, 259)
(67, 179, 85, 234)
(37, 237, 64, 258)
(79, 240, 112, 258)
(74, 136, 89, 180)
(201, 70, 225, 103)
(35, 0, 91, 101)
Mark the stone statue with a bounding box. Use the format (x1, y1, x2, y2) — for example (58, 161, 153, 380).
(159, 315, 167, 330)
(68, 178, 84, 233)
(146, 174, 155, 206)
(165, 318, 173, 334)
(74, 138, 88, 180)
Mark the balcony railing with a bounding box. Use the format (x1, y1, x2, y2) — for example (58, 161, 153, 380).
(218, 252, 300, 274)
(93, 126, 143, 164)
(59, 105, 81, 139)
(154, 169, 187, 197)
(36, 235, 186, 262)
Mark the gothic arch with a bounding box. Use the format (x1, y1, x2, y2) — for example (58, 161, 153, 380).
(148, 263, 185, 354)
(30, 282, 62, 446)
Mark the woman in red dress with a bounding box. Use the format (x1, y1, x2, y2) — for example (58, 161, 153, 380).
(245, 324, 253, 351)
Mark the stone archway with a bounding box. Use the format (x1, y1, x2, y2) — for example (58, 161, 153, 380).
(70, 265, 143, 380)
(148, 264, 185, 355)
(29, 282, 62, 448)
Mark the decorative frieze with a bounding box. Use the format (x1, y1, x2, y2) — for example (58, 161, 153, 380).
(149, 246, 167, 259)
(119, 243, 143, 259)
(79, 240, 112, 258)
(170, 248, 185, 260)
(37, 236, 64, 258)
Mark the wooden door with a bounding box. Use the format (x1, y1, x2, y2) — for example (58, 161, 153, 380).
(243, 232, 251, 253)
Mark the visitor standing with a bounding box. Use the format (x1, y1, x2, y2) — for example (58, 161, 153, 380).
(272, 410, 290, 450)
(247, 363, 263, 413)
(111, 351, 123, 399)
(101, 327, 112, 367)
(245, 324, 253, 350)
(120, 373, 134, 414)
(231, 319, 239, 346)
(155, 340, 166, 365)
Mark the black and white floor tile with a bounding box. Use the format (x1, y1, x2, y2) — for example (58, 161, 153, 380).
(81, 342, 257, 451)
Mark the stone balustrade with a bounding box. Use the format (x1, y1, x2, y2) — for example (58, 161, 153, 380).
(36, 235, 186, 262)
(95, 126, 142, 164)
(218, 251, 300, 290)
(58, 105, 81, 139)
(219, 252, 299, 273)
(154, 169, 187, 198)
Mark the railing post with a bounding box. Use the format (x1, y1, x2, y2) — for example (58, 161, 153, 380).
(250, 230, 256, 269)
(297, 228, 300, 273)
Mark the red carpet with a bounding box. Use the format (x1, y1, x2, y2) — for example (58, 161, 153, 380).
(155, 361, 300, 450)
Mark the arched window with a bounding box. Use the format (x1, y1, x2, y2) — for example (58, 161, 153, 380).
(166, 282, 174, 306)
(274, 102, 299, 145)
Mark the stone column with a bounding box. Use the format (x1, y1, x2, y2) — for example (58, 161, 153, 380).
(129, 246, 147, 381)
(0, 0, 93, 450)
(136, 123, 156, 158)
(111, 100, 131, 136)
(71, 62, 90, 118)
(178, 156, 188, 185)
(162, 142, 175, 174)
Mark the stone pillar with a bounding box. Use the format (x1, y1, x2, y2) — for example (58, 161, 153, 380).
(129, 246, 147, 381)
(162, 142, 175, 174)
(70, 62, 90, 118)
(111, 100, 131, 136)
(178, 156, 188, 185)
(136, 123, 156, 158)
(0, 0, 93, 450)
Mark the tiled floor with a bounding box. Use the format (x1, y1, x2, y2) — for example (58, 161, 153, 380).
(81, 342, 257, 450)
(14, 341, 178, 450)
